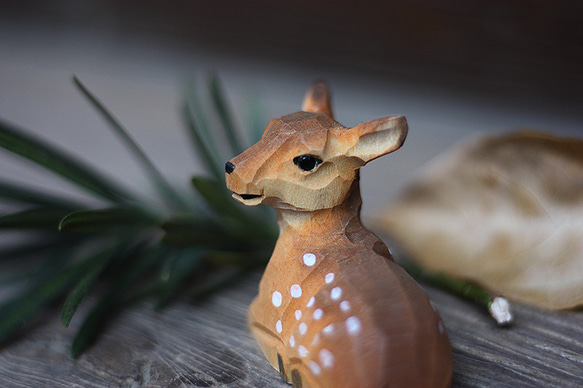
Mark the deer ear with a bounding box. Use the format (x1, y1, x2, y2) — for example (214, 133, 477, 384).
(302, 80, 333, 118)
(347, 115, 408, 163)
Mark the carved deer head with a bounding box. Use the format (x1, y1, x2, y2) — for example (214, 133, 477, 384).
(225, 82, 407, 212)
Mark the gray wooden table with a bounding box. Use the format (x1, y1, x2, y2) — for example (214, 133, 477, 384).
(0, 269, 581, 387)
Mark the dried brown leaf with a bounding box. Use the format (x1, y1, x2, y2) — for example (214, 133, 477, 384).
(375, 131, 583, 310)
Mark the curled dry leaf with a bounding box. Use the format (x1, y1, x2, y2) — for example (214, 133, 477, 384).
(374, 131, 583, 310)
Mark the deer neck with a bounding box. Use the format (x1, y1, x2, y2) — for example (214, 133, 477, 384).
(276, 176, 364, 247)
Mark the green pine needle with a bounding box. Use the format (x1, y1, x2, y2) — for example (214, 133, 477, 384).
(0, 74, 276, 356)
(0, 207, 75, 230)
(208, 73, 246, 154)
(0, 119, 133, 203)
(181, 103, 224, 181)
(0, 179, 86, 209)
(73, 76, 191, 212)
(58, 208, 156, 234)
(60, 242, 122, 327)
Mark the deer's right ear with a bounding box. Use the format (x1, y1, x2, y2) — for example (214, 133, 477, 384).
(346, 115, 408, 163)
(302, 80, 333, 118)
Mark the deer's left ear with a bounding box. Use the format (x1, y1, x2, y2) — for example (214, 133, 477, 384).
(346, 115, 408, 163)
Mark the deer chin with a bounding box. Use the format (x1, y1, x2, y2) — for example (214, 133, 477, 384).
(232, 192, 263, 206)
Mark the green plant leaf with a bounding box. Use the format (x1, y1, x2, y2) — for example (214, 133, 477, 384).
(0, 179, 85, 209)
(207, 250, 269, 267)
(0, 250, 97, 344)
(0, 119, 132, 203)
(73, 76, 190, 212)
(0, 235, 86, 264)
(60, 244, 120, 327)
(69, 290, 118, 358)
(161, 216, 247, 250)
(246, 92, 266, 144)
(191, 176, 245, 219)
(70, 245, 163, 358)
(0, 74, 278, 358)
(187, 266, 247, 302)
(181, 102, 224, 181)
(155, 248, 204, 309)
(191, 176, 276, 241)
(183, 79, 216, 154)
(0, 207, 72, 229)
(58, 207, 156, 234)
(208, 73, 245, 154)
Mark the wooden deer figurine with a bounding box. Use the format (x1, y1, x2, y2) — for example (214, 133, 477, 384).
(225, 81, 453, 387)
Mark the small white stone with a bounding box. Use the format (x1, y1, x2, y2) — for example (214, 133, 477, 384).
(295, 310, 302, 320)
(290, 284, 302, 298)
(325, 272, 335, 284)
(276, 320, 283, 333)
(289, 335, 296, 347)
(319, 348, 334, 368)
(307, 296, 315, 307)
(298, 345, 309, 357)
(272, 291, 282, 307)
(489, 296, 513, 326)
(331, 287, 342, 300)
(303, 253, 316, 266)
(339, 300, 351, 312)
(308, 360, 321, 375)
(313, 308, 324, 320)
(322, 324, 334, 335)
(346, 316, 361, 335)
(299, 322, 308, 335)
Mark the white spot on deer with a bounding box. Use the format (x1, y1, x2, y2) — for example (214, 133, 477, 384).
(298, 345, 309, 357)
(289, 335, 296, 347)
(313, 308, 323, 320)
(295, 310, 302, 320)
(322, 324, 334, 335)
(325, 272, 334, 284)
(438, 320, 445, 334)
(346, 316, 361, 335)
(299, 322, 308, 335)
(272, 291, 282, 307)
(309, 360, 321, 375)
(331, 287, 342, 300)
(319, 348, 334, 368)
(339, 300, 351, 312)
(307, 296, 315, 307)
(276, 320, 283, 333)
(303, 253, 316, 266)
(290, 284, 302, 298)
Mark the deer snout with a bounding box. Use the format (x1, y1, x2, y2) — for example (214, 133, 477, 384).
(225, 159, 264, 206)
(225, 161, 236, 174)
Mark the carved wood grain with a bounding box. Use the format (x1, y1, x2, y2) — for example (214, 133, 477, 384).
(0, 271, 581, 387)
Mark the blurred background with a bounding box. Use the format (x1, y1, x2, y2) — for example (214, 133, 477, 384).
(1, 0, 582, 218)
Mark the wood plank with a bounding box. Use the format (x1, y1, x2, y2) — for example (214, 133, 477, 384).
(0, 271, 582, 387)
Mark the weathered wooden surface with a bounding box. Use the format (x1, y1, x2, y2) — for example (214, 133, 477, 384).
(0, 269, 581, 387)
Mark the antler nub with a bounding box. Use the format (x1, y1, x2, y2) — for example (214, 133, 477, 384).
(302, 80, 333, 118)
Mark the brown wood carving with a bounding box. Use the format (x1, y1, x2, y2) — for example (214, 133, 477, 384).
(225, 81, 453, 387)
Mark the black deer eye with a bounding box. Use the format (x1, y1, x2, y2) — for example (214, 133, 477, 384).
(293, 155, 323, 172)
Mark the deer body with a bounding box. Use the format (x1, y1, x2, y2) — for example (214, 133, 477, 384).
(226, 83, 453, 387)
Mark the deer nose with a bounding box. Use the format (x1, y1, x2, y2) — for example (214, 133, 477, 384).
(225, 161, 236, 174)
